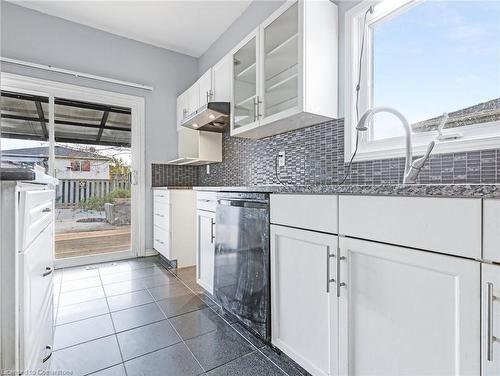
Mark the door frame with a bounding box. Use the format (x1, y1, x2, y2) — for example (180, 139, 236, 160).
(1, 72, 146, 268)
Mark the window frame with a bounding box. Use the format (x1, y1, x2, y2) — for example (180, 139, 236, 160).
(344, 0, 500, 162)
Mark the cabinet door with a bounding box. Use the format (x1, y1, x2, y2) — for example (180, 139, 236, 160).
(186, 82, 200, 117)
(260, 1, 299, 120)
(482, 263, 500, 376)
(196, 210, 215, 294)
(212, 55, 232, 102)
(20, 223, 54, 371)
(338, 237, 480, 376)
(176, 91, 188, 128)
(232, 28, 259, 131)
(198, 69, 213, 107)
(271, 225, 338, 376)
(484, 199, 500, 263)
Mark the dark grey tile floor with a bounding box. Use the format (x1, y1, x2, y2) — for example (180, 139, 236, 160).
(52, 257, 309, 376)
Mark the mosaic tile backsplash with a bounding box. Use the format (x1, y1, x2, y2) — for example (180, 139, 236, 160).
(152, 118, 500, 187)
(152, 163, 198, 187)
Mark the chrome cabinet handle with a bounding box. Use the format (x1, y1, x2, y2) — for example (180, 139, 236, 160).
(42, 266, 53, 277)
(253, 98, 258, 122)
(42, 207, 52, 213)
(155, 239, 164, 245)
(210, 219, 216, 244)
(487, 282, 497, 362)
(42, 345, 52, 363)
(326, 246, 336, 293)
(155, 213, 165, 218)
(256, 96, 262, 119)
(337, 252, 346, 298)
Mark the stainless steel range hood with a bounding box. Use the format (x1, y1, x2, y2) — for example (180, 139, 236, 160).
(181, 102, 229, 132)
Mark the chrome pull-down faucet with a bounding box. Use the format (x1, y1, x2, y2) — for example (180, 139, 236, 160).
(356, 107, 448, 184)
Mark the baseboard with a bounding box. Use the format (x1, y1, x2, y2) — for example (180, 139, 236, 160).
(144, 248, 159, 257)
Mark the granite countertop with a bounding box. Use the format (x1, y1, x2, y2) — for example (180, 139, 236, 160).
(192, 184, 500, 198)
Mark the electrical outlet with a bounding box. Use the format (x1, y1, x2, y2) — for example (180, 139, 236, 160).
(206, 164, 210, 174)
(278, 151, 286, 167)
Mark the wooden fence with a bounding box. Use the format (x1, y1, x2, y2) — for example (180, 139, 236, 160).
(56, 179, 130, 206)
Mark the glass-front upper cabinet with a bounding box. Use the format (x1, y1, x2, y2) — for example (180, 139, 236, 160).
(230, 0, 338, 139)
(232, 30, 259, 130)
(261, 2, 299, 119)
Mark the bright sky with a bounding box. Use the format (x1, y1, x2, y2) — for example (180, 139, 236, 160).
(372, 0, 500, 139)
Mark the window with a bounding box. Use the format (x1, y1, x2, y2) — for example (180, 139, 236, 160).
(69, 160, 91, 172)
(345, 0, 500, 161)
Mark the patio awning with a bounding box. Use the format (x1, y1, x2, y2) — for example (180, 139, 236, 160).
(0, 91, 131, 147)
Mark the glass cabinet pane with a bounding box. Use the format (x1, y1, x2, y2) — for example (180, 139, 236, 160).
(233, 36, 257, 129)
(263, 2, 299, 118)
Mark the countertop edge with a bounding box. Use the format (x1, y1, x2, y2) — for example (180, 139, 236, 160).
(191, 184, 500, 198)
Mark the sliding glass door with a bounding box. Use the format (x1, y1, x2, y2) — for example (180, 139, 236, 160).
(1, 86, 139, 267)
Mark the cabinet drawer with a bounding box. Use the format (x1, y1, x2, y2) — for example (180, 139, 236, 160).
(20, 222, 54, 341)
(484, 199, 500, 263)
(153, 201, 170, 231)
(153, 225, 170, 258)
(339, 195, 482, 258)
(270, 194, 338, 234)
(196, 191, 217, 212)
(153, 189, 170, 204)
(20, 189, 54, 250)
(22, 294, 53, 371)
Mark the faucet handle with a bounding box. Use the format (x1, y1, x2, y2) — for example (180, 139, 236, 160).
(412, 140, 435, 169)
(436, 112, 449, 139)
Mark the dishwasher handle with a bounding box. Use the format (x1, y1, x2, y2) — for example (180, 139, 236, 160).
(218, 199, 268, 209)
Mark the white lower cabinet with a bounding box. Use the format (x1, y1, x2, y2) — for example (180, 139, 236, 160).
(196, 209, 216, 294)
(152, 188, 196, 267)
(338, 237, 481, 376)
(270, 224, 338, 376)
(482, 263, 500, 375)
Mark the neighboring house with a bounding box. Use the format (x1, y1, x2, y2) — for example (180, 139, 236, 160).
(412, 98, 500, 133)
(2, 145, 110, 180)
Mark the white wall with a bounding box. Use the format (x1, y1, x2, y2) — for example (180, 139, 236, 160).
(0, 2, 198, 251)
(197, 0, 285, 75)
(197, 0, 360, 117)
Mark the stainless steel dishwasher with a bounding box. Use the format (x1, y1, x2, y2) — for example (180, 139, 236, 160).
(214, 192, 270, 341)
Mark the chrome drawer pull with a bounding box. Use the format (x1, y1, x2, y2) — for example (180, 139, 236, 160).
(42, 207, 52, 213)
(211, 219, 216, 244)
(42, 266, 53, 277)
(42, 345, 52, 363)
(326, 247, 336, 293)
(487, 282, 497, 362)
(155, 239, 164, 244)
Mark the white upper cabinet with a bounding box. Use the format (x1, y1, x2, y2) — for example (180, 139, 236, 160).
(176, 91, 188, 129)
(169, 128, 222, 165)
(198, 69, 213, 108)
(186, 82, 199, 118)
(232, 29, 260, 131)
(176, 55, 232, 130)
(212, 55, 232, 102)
(230, 0, 338, 139)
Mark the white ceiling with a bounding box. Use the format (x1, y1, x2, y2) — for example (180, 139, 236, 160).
(9, 0, 253, 57)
